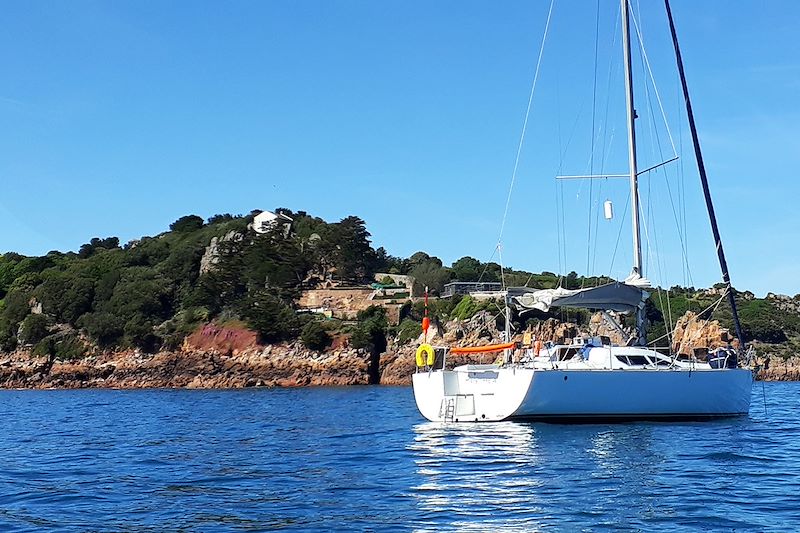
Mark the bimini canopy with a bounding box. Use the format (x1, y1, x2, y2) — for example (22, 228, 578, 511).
(508, 273, 651, 314)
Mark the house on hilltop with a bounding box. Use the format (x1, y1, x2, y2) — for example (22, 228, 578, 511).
(250, 210, 293, 236)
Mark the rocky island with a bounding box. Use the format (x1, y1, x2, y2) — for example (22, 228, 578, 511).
(1, 209, 797, 389)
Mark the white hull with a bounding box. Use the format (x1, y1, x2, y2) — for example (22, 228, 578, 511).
(412, 366, 753, 422)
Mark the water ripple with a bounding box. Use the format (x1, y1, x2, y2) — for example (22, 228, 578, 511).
(0, 384, 799, 531)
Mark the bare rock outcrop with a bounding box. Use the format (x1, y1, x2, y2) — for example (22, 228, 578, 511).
(756, 356, 800, 381)
(0, 322, 374, 389)
(671, 311, 737, 355)
(766, 293, 800, 314)
(199, 230, 242, 274)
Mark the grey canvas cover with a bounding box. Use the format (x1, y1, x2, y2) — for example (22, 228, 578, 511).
(508, 275, 650, 314)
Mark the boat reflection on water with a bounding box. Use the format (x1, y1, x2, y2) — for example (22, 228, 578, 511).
(407, 421, 686, 531)
(583, 427, 665, 522)
(408, 421, 546, 531)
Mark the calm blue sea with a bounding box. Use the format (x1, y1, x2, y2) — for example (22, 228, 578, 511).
(0, 383, 798, 532)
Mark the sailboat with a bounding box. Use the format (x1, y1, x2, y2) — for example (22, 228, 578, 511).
(411, 0, 754, 422)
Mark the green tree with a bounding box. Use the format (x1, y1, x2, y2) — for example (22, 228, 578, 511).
(451, 256, 483, 281)
(410, 261, 451, 295)
(170, 215, 204, 233)
(0, 253, 23, 298)
(125, 237, 171, 267)
(1, 288, 32, 325)
(0, 318, 18, 352)
(240, 291, 298, 343)
(107, 268, 173, 321)
(328, 216, 376, 281)
(291, 211, 327, 241)
(452, 295, 493, 320)
(124, 313, 160, 352)
(374, 247, 406, 274)
(737, 299, 790, 343)
(207, 213, 235, 224)
(564, 271, 580, 289)
(78, 237, 120, 259)
(158, 233, 209, 301)
(19, 313, 49, 345)
(396, 318, 423, 343)
(301, 320, 331, 351)
(12, 256, 57, 276)
(78, 311, 125, 347)
(35, 271, 94, 325)
(350, 306, 388, 352)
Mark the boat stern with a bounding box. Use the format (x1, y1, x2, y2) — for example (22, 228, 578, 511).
(412, 366, 536, 422)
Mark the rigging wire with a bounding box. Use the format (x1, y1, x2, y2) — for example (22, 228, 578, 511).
(628, 3, 709, 343)
(628, 8, 678, 158)
(589, 179, 604, 286)
(590, 7, 622, 278)
(554, 68, 564, 282)
(633, 0, 669, 343)
(550, 96, 592, 287)
(559, 179, 567, 287)
(598, 7, 621, 174)
(630, 7, 694, 289)
(496, 0, 555, 245)
(607, 189, 631, 278)
(676, 55, 690, 287)
(522, 270, 535, 288)
(480, 0, 556, 285)
(646, 287, 728, 348)
(643, 82, 677, 337)
(555, 100, 589, 284)
(633, 1, 685, 342)
(637, 5, 655, 275)
(498, 244, 507, 291)
(584, 0, 601, 286)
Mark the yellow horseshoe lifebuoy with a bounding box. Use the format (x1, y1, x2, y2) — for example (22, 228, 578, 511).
(416, 344, 435, 367)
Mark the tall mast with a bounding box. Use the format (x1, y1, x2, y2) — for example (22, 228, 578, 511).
(664, 0, 746, 351)
(621, 0, 646, 344)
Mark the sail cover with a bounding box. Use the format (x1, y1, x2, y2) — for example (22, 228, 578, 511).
(508, 274, 651, 314)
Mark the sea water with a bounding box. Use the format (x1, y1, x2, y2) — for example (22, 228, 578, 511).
(0, 383, 798, 531)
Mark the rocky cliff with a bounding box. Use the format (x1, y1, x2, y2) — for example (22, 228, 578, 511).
(0, 311, 795, 389)
(0, 345, 374, 389)
(0, 323, 374, 389)
(671, 311, 737, 354)
(756, 356, 800, 381)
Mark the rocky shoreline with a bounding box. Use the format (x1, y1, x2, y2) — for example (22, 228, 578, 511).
(1, 311, 797, 389)
(758, 356, 800, 381)
(0, 345, 794, 390)
(0, 345, 375, 389)
(0, 339, 493, 390)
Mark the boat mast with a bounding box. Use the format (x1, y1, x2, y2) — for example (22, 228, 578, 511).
(621, 0, 646, 345)
(664, 0, 746, 351)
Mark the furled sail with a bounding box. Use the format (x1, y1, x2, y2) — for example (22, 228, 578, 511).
(508, 273, 651, 314)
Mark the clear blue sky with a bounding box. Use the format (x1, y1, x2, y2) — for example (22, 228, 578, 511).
(1, 1, 798, 296)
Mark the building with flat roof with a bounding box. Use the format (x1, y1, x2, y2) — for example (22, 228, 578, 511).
(442, 282, 503, 298)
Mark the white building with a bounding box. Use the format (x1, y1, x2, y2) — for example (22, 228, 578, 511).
(251, 210, 293, 235)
